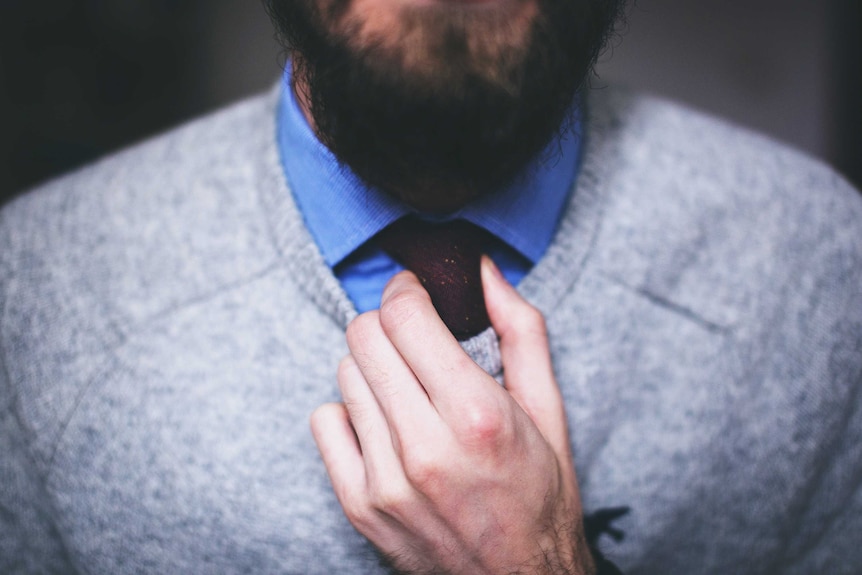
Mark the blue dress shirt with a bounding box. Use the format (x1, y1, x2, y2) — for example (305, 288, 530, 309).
(276, 70, 583, 313)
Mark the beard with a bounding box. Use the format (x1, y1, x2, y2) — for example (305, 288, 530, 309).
(265, 0, 625, 212)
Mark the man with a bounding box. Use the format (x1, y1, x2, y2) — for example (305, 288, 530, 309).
(1, 0, 860, 573)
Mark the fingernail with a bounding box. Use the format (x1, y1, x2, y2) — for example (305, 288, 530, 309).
(481, 254, 505, 282)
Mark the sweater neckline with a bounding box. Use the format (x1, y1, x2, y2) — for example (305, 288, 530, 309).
(254, 82, 624, 349)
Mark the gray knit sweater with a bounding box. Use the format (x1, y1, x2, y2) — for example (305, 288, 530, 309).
(1, 85, 861, 574)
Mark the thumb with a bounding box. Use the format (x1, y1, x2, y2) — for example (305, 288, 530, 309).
(480, 256, 571, 458)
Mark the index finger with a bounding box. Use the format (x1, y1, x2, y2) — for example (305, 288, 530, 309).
(345, 310, 437, 445)
(377, 271, 501, 415)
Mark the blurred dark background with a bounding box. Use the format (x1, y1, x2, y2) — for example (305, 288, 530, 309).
(0, 0, 859, 205)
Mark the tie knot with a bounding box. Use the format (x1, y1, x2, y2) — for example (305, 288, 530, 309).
(376, 217, 493, 340)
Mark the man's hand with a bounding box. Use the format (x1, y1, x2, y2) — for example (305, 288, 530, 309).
(311, 257, 594, 575)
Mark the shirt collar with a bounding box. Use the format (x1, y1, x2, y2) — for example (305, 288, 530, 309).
(276, 69, 582, 267)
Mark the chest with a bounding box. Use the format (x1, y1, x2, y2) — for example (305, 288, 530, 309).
(37, 270, 794, 574)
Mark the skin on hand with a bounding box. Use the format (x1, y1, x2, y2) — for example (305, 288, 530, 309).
(311, 256, 594, 575)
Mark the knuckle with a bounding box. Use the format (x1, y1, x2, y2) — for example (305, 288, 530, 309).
(506, 304, 549, 348)
(342, 497, 374, 530)
(379, 289, 428, 336)
(402, 448, 444, 490)
(370, 480, 414, 517)
(516, 304, 547, 335)
(345, 311, 381, 350)
(458, 402, 509, 447)
(337, 355, 359, 382)
(309, 403, 336, 433)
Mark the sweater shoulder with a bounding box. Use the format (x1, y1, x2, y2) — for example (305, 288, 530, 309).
(3, 87, 280, 238)
(0, 89, 289, 475)
(0, 88, 283, 331)
(588, 87, 861, 221)
(586, 88, 862, 332)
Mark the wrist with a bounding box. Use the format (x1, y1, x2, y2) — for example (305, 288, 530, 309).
(528, 522, 597, 575)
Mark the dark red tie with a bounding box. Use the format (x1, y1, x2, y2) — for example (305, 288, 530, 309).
(376, 216, 493, 340)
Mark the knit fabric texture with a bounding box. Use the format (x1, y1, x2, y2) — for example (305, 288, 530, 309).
(1, 85, 861, 574)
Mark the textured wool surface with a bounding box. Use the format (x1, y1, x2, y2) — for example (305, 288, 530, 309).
(1, 85, 862, 574)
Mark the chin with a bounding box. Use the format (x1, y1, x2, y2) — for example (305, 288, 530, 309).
(268, 0, 626, 207)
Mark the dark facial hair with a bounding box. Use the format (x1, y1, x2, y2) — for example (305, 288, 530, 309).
(264, 0, 625, 212)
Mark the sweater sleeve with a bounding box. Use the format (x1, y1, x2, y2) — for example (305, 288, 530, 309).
(775, 183, 862, 574)
(0, 212, 77, 574)
(781, 357, 862, 573)
(780, 374, 862, 574)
